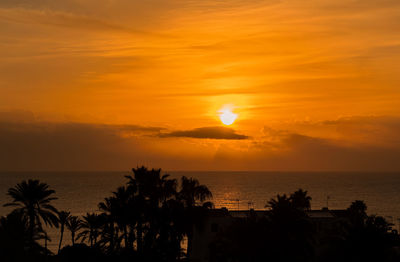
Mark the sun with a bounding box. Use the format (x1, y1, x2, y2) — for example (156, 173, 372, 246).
(219, 108, 238, 125)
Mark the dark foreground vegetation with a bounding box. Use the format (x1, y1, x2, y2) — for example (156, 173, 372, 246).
(0, 166, 399, 262)
(209, 194, 400, 262)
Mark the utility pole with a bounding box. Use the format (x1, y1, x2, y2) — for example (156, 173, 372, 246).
(326, 195, 330, 209)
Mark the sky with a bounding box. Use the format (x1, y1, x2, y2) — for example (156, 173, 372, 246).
(1, 0, 400, 171)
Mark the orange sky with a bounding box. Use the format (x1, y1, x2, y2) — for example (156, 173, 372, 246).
(1, 0, 400, 171)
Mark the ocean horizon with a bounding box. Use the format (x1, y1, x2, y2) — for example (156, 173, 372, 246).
(1, 170, 399, 216)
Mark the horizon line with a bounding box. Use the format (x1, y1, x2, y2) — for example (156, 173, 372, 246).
(0, 170, 399, 173)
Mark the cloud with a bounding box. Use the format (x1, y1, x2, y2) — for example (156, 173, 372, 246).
(0, 120, 247, 171)
(212, 129, 400, 171)
(273, 132, 400, 172)
(221, 116, 400, 171)
(0, 110, 35, 123)
(159, 126, 249, 140)
(278, 115, 400, 148)
(1, 115, 400, 171)
(0, 120, 166, 171)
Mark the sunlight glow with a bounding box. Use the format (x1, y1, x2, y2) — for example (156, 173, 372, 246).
(219, 107, 238, 125)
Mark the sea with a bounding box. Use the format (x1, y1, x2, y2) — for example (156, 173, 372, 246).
(1, 171, 400, 252)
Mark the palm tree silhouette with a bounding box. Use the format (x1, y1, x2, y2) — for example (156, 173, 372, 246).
(3, 179, 59, 244)
(98, 197, 122, 252)
(124, 166, 208, 258)
(125, 166, 163, 253)
(347, 200, 368, 227)
(178, 176, 213, 257)
(179, 176, 212, 208)
(66, 215, 81, 245)
(348, 200, 367, 217)
(110, 186, 137, 250)
(0, 211, 47, 260)
(266, 193, 315, 261)
(290, 189, 312, 210)
(78, 213, 104, 247)
(57, 211, 70, 254)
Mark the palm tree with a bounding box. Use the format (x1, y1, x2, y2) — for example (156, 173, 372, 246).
(266, 193, 315, 261)
(159, 174, 177, 204)
(178, 176, 213, 257)
(179, 176, 212, 208)
(98, 197, 120, 252)
(3, 180, 59, 243)
(348, 200, 367, 217)
(110, 186, 138, 250)
(125, 166, 160, 253)
(124, 167, 212, 258)
(78, 213, 104, 247)
(290, 189, 312, 210)
(347, 200, 368, 227)
(125, 167, 182, 255)
(66, 216, 81, 245)
(57, 211, 70, 253)
(0, 211, 47, 260)
(266, 194, 306, 223)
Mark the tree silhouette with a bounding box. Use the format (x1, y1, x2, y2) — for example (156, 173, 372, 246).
(121, 167, 213, 259)
(3, 179, 59, 244)
(347, 200, 367, 226)
(125, 166, 176, 254)
(290, 189, 312, 210)
(111, 186, 137, 250)
(212, 190, 315, 262)
(98, 196, 121, 253)
(178, 176, 213, 256)
(57, 211, 70, 254)
(338, 202, 400, 262)
(179, 176, 212, 208)
(78, 213, 104, 248)
(2, 173, 400, 261)
(125, 166, 151, 253)
(0, 211, 47, 260)
(267, 194, 292, 216)
(266, 193, 315, 262)
(66, 216, 81, 245)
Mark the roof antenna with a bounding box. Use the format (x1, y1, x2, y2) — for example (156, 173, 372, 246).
(326, 195, 330, 209)
(248, 201, 254, 210)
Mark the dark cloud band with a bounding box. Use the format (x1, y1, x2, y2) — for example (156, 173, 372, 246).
(159, 126, 249, 140)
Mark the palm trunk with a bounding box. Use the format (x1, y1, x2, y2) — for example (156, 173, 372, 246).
(71, 231, 75, 245)
(187, 231, 193, 258)
(109, 222, 115, 253)
(28, 210, 35, 246)
(114, 227, 119, 251)
(58, 225, 64, 254)
(90, 230, 93, 247)
(129, 227, 135, 250)
(123, 225, 129, 249)
(137, 221, 143, 253)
